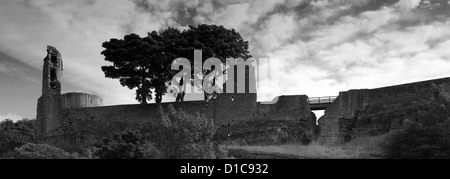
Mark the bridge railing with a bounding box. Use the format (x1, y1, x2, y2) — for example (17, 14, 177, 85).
(307, 96, 337, 104)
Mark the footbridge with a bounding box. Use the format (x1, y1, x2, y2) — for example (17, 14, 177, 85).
(307, 96, 337, 110)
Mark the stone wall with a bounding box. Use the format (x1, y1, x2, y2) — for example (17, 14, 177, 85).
(63, 101, 207, 126)
(62, 92, 103, 108)
(216, 95, 318, 145)
(37, 94, 63, 138)
(57, 94, 318, 146)
(36, 46, 64, 138)
(206, 62, 258, 125)
(319, 77, 450, 144)
(257, 95, 313, 121)
(56, 94, 318, 145)
(207, 93, 257, 125)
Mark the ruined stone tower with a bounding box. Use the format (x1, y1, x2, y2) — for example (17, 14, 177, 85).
(36, 45, 63, 138)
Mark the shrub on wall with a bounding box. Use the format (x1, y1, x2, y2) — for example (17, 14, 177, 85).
(383, 119, 450, 159)
(151, 105, 226, 159)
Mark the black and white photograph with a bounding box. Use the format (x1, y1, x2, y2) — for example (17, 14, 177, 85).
(1, 0, 450, 168)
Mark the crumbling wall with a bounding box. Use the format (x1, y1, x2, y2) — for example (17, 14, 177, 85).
(216, 95, 317, 145)
(319, 77, 450, 144)
(36, 45, 264, 143)
(36, 46, 64, 138)
(257, 95, 313, 121)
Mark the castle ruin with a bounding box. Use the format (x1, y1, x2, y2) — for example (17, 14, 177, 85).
(36, 46, 316, 142)
(37, 46, 450, 145)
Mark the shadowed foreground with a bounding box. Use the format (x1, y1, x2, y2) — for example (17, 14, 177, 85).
(225, 133, 391, 159)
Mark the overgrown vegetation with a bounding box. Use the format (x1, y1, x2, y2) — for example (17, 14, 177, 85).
(91, 105, 225, 159)
(228, 119, 450, 159)
(5, 143, 90, 159)
(0, 119, 36, 158)
(150, 105, 225, 159)
(383, 120, 450, 159)
(93, 130, 163, 159)
(4, 112, 450, 159)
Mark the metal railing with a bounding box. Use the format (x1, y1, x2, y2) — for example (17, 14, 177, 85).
(307, 96, 337, 104)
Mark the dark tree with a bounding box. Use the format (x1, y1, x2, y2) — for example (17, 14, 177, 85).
(173, 24, 252, 101)
(101, 33, 160, 104)
(147, 28, 185, 103)
(101, 24, 251, 103)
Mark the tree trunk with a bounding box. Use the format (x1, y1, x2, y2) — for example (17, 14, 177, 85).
(176, 92, 185, 102)
(175, 78, 186, 102)
(141, 93, 148, 104)
(156, 90, 163, 104)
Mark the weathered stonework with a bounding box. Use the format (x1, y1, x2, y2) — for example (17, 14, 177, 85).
(38, 46, 450, 147)
(36, 46, 64, 138)
(319, 77, 450, 144)
(62, 92, 103, 108)
(215, 95, 317, 145)
(36, 46, 317, 145)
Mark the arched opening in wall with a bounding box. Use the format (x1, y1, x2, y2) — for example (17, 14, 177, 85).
(51, 56, 58, 66)
(50, 82, 57, 90)
(313, 110, 325, 125)
(50, 69, 57, 82)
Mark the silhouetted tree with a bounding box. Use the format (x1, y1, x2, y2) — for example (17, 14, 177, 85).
(173, 24, 252, 101)
(101, 34, 157, 104)
(148, 28, 185, 103)
(101, 24, 251, 103)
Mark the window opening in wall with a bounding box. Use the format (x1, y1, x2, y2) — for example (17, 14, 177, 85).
(50, 69, 57, 82)
(51, 82, 57, 90)
(51, 56, 58, 65)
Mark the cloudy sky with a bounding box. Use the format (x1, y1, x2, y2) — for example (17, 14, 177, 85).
(1, 0, 450, 121)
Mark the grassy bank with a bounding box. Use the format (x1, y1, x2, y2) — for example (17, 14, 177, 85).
(225, 134, 391, 159)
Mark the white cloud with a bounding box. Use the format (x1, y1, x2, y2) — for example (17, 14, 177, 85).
(394, 0, 422, 11)
(1, 0, 450, 107)
(254, 13, 298, 52)
(0, 63, 14, 74)
(0, 113, 23, 122)
(0, 0, 182, 105)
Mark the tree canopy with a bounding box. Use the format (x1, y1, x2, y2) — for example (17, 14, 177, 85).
(101, 24, 251, 104)
(0, 119, 36, 157)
